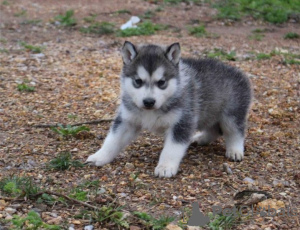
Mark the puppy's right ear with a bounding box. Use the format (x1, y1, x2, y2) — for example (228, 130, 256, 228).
(122, 41, 137, 64)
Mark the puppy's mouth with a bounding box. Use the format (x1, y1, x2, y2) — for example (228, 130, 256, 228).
(142, 106, 156, 110)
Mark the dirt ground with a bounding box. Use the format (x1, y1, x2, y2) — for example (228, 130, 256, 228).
(0, 0, 300, 229)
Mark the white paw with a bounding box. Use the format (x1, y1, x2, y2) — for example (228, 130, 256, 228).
(154, 162, 179, 178)
(226, 149, 244, 161)
(86, 150, 113, 166)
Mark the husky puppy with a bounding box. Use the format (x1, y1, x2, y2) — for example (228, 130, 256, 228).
(87, 41, 252, 177)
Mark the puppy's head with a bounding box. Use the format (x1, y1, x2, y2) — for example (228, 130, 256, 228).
(120, 41, 181, 110)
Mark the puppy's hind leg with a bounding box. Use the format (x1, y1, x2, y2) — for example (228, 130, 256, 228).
(191, 123, 221, 145)
(86, 114, 140, 166)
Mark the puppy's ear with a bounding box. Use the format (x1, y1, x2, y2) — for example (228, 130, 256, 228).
(166, 43, 181, 65)
(122, 41, 137, 64)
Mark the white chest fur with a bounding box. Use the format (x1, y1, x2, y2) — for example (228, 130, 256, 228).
(121, 105, 181, 134)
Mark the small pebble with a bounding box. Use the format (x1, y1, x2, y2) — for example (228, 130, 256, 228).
(243, 177, 255, 184)
(266, 163, 273, 170)
(50, 212, 58, 218)
(5, 207, 17, 214)
(223, 163, 233, 174)
(125, 162, 135, 169)
(97, 187, 106, 194)
(5, 214, 13, 220)
(84, 225, 94, 230)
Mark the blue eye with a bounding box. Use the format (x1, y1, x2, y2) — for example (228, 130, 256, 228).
(157, 80, 167, 89)
(133, 78, 143, 88)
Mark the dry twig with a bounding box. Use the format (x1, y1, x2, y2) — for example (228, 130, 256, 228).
(33, 119, 114, 128)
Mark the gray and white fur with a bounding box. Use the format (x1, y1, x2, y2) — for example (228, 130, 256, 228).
(86, 41, 253, 177)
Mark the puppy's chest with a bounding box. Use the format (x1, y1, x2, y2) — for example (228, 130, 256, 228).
(134, 111, 180, 134)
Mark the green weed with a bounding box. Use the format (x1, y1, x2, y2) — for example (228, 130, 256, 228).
(0, 38, 7, 43)
(2, 0, 9, 5)
(51, 124, 90, 137)
(83, 14, 97, 23)
(0, 48, 9, 53)
(80, 22, 115, 35)
(116, 21, 166, 37)
(189, 25, 207, 37)
(75, 205, 129, 228)
(14, 9, 27, 17)
(12, 211, 60, 230)
(67, 114, 78, 120)
(36, 193, 57, 205)
(284, 32, 300, 39)
(70, 188, 88, 201)
(47, 152, 84, 171)
(134, 211, 175, 230)
(213, 0, 300, 24)
(251, 28, 265, 33)
(55, 10, 76, 27)
(256, 53, 272, 60)
(0, 176, 40, 198)
(207, 212, 240, 230)
(17, 83, 35, 92)
(283, 58, 300, 65)
(79, 180, 100, 189)
(114, 9, 131, 15)
(248, 33, 264, 41)
(155, 6, 164, 12)
(207, 48, 236, 61)
(271, 50, 300, 65)
(20, 41, 43, 53)
(142, 10, 155, 19)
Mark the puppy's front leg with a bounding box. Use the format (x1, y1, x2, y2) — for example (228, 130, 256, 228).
(86, 114, 140, 166)
(155, 120, 193, 177)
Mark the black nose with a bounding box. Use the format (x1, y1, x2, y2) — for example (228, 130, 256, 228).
(143, 98, 156, 108)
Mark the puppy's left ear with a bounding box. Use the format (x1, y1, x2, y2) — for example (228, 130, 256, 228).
(166, 43, 181, 65)
(122, 41, 137, 65)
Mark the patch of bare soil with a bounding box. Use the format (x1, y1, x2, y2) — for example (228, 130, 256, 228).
(0, 0, 299, 229)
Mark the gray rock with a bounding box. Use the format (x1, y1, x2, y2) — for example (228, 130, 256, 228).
(243, 177, 255, 184)
(84, 225, 94, 230)
(5, 207, 17, 214)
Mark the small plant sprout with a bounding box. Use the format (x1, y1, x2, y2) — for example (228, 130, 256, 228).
(47, 152, 84, 171)
(189, 25, 207, 37)
(19, 41, 43, 53)
(51, 124, 90, 138)
(83, 14, 97, 23)
(17, 83, 35, 92)
(12, 211, 60, 230)
(214, 0, 300, 24)
(14, 9, 27, 17)
(75, 204, 130, 228)
(70, 188, 88, 201)
(207, 48, 236, 61)
(256, 53, 272, 60)
(117, 21, 166, 37)
(134, 211, 175, 229)
(114, 9, 131, 15)
(80, 22, 115, 35)
(55, 10, 77, 26)
(284, 32, 300, 39)
(0, 176, 41, 198)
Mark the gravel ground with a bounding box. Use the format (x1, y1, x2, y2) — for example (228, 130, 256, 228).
(0, 0, 299, 229)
